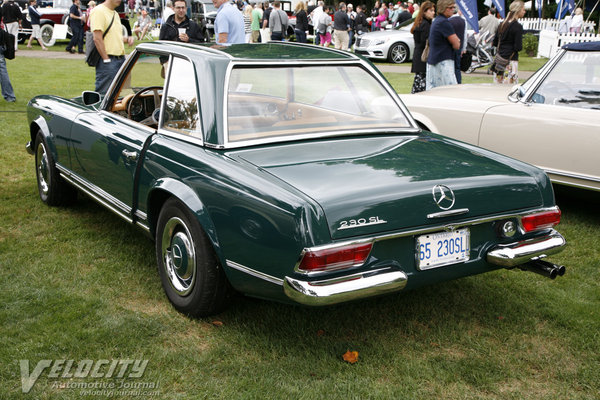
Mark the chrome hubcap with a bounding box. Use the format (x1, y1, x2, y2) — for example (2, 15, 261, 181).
(162, 217, 196, 296)
(36, 142, 49, 196)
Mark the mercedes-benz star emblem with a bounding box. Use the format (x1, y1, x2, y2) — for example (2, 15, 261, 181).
(432, 185, 455, 210)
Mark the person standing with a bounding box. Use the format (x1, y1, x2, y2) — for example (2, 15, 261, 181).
(26, 0, 48, 50)
(159, 0, 204, 42)
(310, 0, 324, 45)
(449, 10, 466, 83)
(269, 1, 288, 41)
(0, 25, 16, 102)
(213, 0, 245, 45)
(1, 0, 21, 51)
(479, 6, 499, 41)
(250, 2, 263, 42)
(162, 0, 174, 21)
(317, 5, 332, 46)
(425, 0, 460, 90)
(90, 0, 134, 95)
(243, 5, 252, 43)
(293, 1, 308, 43)
(410, 1, 434, 93)
(570, 7, 584, 33)
(492, 0, 525, 84)
(66, 0, 84, 54)
(354, 4, 368, 35)
(332, 2, 350, 50)
(346, 3, 356, 50)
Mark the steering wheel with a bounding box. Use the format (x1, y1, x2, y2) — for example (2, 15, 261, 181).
(128, 86, 163, 124)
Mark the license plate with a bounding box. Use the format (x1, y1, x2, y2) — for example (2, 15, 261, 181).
(416, 229, 470, 270)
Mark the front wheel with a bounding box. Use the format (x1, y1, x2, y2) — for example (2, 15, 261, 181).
(156, 198, 232, 316)
(34, 133, 77, 206)
(388, 42, 409, 64)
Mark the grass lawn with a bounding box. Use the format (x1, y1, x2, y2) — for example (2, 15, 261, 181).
(1, 55, 598, 400)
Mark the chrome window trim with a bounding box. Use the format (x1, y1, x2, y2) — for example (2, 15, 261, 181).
(56, 164, 133, 224)
(220, 60, 420, 149)
(226, 260, 284, 286)
(294, 206, 560, 276)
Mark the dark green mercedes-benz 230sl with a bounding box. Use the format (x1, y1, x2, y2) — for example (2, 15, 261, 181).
(26, 42, 566, 316)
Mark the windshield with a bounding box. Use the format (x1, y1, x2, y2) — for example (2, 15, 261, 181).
(227, 65, 410, 143)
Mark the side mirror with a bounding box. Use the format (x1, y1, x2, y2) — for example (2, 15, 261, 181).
(508, 85, 526, 103)
(82, 91, 101, 106)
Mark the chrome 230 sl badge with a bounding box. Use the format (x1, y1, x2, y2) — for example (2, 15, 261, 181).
(432, 185, 455, 210)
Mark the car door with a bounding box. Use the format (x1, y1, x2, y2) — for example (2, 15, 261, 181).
(69, 52, 166, 217)
(478, 49, 600, 190)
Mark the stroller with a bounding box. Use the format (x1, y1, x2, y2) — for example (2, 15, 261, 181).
(465, 31, 496, 74)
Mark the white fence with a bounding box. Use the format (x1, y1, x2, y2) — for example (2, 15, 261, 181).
(520, 18, 596, 33)
(537, 30, 600, 57)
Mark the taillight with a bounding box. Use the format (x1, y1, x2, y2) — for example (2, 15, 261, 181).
(297, 243, 373, 273)
(521, 209, 561, 232)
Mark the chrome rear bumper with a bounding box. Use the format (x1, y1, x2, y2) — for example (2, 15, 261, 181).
(486, 231, 566, 267)
(283, 269, 408, 306)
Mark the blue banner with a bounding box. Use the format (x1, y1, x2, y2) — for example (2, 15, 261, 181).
(555, 0, 575, 19)
(491, 0, 506, 19)
(457, 0, 479, 33)
(536, 0, 543, 18)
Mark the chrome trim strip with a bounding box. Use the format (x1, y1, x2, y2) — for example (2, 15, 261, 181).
(486, 231, 566, 267)
(226, 260, 284, 286)
(283, 268, 408, 306)
(427, 208, 470, 219)
(56, 165, 133, 224)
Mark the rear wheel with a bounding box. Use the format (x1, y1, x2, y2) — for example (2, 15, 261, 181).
(156, 198, 232, 316)
(34, 132, 77, 206)
(388, 42, 409, 64)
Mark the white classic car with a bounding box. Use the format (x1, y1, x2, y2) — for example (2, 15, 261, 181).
(401, 41, 600, 192)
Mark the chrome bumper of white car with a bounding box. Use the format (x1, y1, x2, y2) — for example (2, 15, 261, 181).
(486, 230, 566, 267)
(283, 268, 408, 306)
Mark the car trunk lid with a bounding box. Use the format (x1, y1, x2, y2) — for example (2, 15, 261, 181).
(232, 135, 543, 239)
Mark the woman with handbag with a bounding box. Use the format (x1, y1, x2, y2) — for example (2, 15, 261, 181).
(410, 1, 434, 93)
(425, 0, 460, 90)
(492, 0, 525, 84)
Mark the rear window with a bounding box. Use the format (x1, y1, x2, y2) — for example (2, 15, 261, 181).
(227, 65, 410, 143)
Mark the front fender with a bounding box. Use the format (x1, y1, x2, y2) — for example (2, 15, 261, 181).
(146, 178, 224, 264)
(408, 111, 440, 133)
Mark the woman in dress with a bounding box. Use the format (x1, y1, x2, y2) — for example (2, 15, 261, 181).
(410, 1, 434, 93)
(425, 0, 460, 90)
(570, 8, 584, 33)
(492, 0, 525, 84)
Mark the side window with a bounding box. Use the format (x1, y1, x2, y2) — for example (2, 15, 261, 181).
(109, 52, 165, 126)
(162, 57, 201, 137)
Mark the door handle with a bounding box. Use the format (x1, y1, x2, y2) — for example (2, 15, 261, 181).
(122, 150, 139, 162)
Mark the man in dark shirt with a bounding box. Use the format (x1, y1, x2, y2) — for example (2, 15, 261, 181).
(332, 2, 350, 50)
(449, 11, 466, 83)
(159, 0, 204, 42)
(1, 0, 22, 51)
(66, 0, 84, 54)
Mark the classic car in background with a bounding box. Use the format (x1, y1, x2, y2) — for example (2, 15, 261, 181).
(15, 0, 131, 47)
(354, 22, 414, 64)
(402, 41, 600, 192)
(27, 42, 566, 316)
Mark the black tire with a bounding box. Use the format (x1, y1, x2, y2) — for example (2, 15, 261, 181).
(388, 42, 409, 64)
(34, 133, 77, 206)
(156, 198, 232, 316)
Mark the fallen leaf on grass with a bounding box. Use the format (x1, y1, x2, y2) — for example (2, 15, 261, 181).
(316, 329, 325, 337)
(342, 350, 359, 364)
(211, 320, 224, 326)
